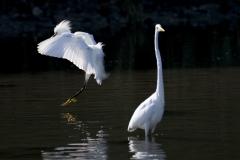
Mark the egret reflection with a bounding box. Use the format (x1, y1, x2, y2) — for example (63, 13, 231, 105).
(42, 138, 108, 160)
(61, 113, 76, 122)
(42, 113, 108, 160)
(128, 137, 166, 160)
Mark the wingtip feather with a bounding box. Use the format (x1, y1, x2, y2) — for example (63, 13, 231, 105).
(97, 42, 105, 48)
(54, 19, 71, 34)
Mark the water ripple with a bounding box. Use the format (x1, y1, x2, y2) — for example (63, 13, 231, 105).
(128, 137, 166, 160)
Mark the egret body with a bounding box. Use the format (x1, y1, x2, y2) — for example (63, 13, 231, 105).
(128, 24, 165, 137)
(37, 20, 108, 106)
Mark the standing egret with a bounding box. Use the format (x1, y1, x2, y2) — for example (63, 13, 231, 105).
(37, 20, 108, 106)
(128, 24, 165, 137)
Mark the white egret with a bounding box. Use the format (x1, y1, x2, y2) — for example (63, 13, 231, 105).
(37, 20, 108, 106)
(128, 24, 165, 137)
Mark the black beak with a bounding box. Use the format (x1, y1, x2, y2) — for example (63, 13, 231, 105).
(51, 33, 57, 38)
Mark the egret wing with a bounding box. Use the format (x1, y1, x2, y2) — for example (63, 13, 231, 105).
(37, 33, 95, 74)
(74, 32, 97, 45)
(128, 96, 155, 129)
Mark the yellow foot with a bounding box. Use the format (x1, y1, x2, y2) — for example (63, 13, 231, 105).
(60, 98, 77, 106)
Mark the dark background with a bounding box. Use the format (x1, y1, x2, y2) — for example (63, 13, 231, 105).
(1, 1, 240, 159)
(1, 0, 240, 72)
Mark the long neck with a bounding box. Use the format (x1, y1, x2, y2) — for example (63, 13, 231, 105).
(154, 30, 165, 102)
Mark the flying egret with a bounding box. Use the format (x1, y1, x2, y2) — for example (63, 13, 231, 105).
(128, 24, 165, 137)
(37, 20, 108, 106)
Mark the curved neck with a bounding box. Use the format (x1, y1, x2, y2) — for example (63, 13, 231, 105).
(154, 30, 164, 102)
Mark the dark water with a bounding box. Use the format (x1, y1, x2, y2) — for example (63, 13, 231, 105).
(1, 67, 240, 160)
(1, 26, 240, 159)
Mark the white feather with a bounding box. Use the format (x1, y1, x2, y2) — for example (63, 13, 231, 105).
(128, 94, 164, 132)
(74, 32, 97, 45)
(37, 20, 108, 84)
(54, 20, 71, 34)
(127, 24, 165, 137)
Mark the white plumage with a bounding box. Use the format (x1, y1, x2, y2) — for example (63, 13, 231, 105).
(128, 24, 165, 137)
(37, 20, 108, 106)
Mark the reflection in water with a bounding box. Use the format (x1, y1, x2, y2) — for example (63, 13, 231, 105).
(1, 68, 240, 159)
(42, 139, 107, 160)
(42, 113, 108, 160)
(128, 137, 166, 160)
(61, 113, 76, 122)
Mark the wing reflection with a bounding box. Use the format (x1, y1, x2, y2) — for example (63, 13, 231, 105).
(42, 113, 108, 160)
(128, 137, 166, 160)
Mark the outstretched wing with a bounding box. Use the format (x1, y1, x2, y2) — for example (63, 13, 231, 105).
(37, 33, 95, 75)
(74, 31, 97, 45)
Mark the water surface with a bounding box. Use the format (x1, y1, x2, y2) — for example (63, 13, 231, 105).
(1, 67, 240, 159)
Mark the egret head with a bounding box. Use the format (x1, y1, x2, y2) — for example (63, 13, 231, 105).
(155, 24, 165, 32)
(52, 20, 71, 37)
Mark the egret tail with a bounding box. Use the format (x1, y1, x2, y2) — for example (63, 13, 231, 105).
(61, 74, 91, 106)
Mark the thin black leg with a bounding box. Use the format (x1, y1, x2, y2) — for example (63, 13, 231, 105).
(61, 80, 87, 106)
(69, 80, 87, 100)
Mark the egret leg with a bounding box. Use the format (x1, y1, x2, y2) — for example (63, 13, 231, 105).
(61, 74, 91, 106)
(151, 126, 156, 137)
(144, 123, 150, 137)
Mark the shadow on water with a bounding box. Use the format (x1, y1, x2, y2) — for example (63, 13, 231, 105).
(128, 137, 166, 160)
